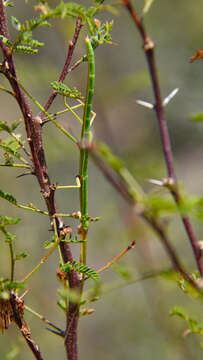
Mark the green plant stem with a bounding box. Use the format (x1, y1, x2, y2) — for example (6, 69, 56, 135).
(0, 83, 15, 96)
(64, 98, 83, 124)
(8, 241, 15, 281)
(21, 227, 61, 283)
(79, 37, 95, 295)
(0, 163, 31, 168)
(16, 203, 48, 215)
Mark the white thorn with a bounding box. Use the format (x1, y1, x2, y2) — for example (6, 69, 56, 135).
(163, 88, 179, 107)
(148, 178, 164, 186)
(136, 99, 154, 109)
(76, 176, 81, 187)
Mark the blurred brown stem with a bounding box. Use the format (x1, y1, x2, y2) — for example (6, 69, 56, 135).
(10, 294, 44, 360)
(91, 148, 199, 290)
(122, 0, 203, 277)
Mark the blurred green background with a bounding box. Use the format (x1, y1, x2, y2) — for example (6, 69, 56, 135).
(1, 0, 203, 359)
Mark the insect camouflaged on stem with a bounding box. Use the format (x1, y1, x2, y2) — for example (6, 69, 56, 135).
(79, 36, 95, 293)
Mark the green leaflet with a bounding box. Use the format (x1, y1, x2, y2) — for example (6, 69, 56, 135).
(170, 306, 203, 336)
(112, 263, 133, 281)
(0, 190, 17, 205)
(0, 119, 20, 133)
(191, 113, 203, 122)
(0, 216, 20, 226)
(13, 45, 38, 54)
(60, 261, 100, 281)
(51, 81, 83, 99)
(0, 138, 21, 159)
(0, 35, 12, 47)
(0, 228, 16, 243)
(15, 252, 28, 260)
(89, 21, 113, 49)
(0, 278, 24, 295)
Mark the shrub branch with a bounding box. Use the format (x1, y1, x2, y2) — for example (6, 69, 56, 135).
(122, 0, 203, 277)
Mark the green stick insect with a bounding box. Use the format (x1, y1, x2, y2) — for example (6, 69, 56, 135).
(79, 36, 95, 291)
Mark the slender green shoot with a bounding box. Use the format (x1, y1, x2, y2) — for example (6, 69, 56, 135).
(8, 241, 15, 282)
(16, 203, 49, 215)
(20, 218, 61, 283)
(0, 84, 15, 97)
(0, 163, 31, 168)
(79, 37, 95, 295)
(45, 103, 84, 121)
(64, 98, 83, 124)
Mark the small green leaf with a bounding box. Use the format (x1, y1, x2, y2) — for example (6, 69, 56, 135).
(0, 216, 20, 226)
(57, 287, 80, 303)
(170, 306, 187, 320)
(3, 230, 16, 243)
(170, 306, 203, 336)
(60, 261, 100, 281)
(94, 0, 105, 3)
(44, 235, 57, 249)
(14, 45, 38, 54)
(191, 113, 203, 122)
(112, 263, 133, 280)
(15, 252, 28, 260)
(0, 35, 13, 48)
(0, 120, 10, 132)
(51, 81, 83, 99)
(57, 299, 66, 311)
(0, 189, 17, 205)
(10, 16, 22, 31)
(4, 281, 25, 290)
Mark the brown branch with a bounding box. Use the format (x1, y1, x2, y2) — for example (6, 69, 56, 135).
(0, 3, 81, 359)
(90, 149, 200, 291)
(40, 16, 83, 116)
(122, 0, 203, 277)
(10, 294, 44, 360)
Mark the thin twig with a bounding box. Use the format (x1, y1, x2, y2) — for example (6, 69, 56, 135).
(97, 240, 136, 274)
(122, 0, 203, 277)
(40, 17, 83, 116)
(10, 294, 44, 360)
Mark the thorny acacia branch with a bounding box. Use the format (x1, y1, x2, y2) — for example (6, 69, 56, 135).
(0, 3, 81, 359)
(10, 294, 44, 360)
(122, 0, 203, 277)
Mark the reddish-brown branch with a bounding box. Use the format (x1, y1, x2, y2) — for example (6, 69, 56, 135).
(122, 0, 203, 277)
(10, 294, 44, 360)
(40, 16, 83, 116)
(0, 3, 81, 359)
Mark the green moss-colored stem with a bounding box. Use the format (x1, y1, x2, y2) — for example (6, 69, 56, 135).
(9, 241, 15, 281)
(79, 37, 95, 293)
